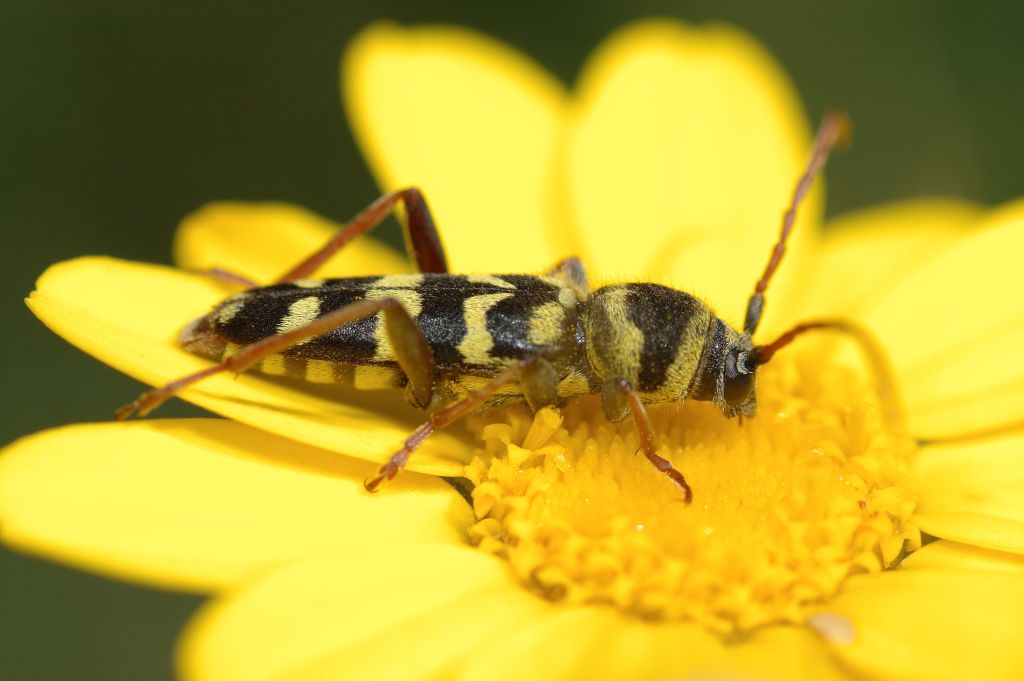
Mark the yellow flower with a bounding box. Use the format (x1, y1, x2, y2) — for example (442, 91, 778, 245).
(4, 19, 1024, 681)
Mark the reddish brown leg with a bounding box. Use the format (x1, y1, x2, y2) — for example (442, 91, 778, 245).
(117, 297, 435, 418)
(277, 188, 447, 281)
(364, 358, 536, 492)
(606, 378, 693, 503)
(191, 267, 261, 289)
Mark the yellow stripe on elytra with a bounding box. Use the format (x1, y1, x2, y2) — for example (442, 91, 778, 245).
(215, 295, 247, 325)
(276, 296, 322, 346)
(365, 282, 423, 362)
(292, 278, 325, 289)
(527, 301, 567, 347)
(467, 274, 516, 289)
(458, 293, 513, 366)
(370, 274, 424, 289)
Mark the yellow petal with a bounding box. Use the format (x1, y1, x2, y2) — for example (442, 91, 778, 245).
(463, 610, 848, 681)
(799, 198, 982, 317)
(817, 569, 1024, 681)
(173, 202, 410, 283)
(0, 420, 470, 592)
(902, 540, 1024, 574)
(855, 199, 1024, 438)
(179, 545, 548, 681)
(914, 432, 1024, 554)
(572, 617, 719, 680)
(728, 626, 850, 681)
(27, 257, 469, 475)
(343, 23, 569, 274)
(567, 20, 817, 331)
(458, 608, 616, 681)
(461, 607, 721, 681)
(184, 545, 724, 681)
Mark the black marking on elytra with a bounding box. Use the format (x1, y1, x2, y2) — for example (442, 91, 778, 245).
(496, 274, 558, 291)
(625, 284, 702, 392)
(208, 274, 578, 373)
(486, 279, 566, 361)
(216, 292, 291, 345)
(215, 278, 381, 363)
(257, 276, 384, 294)
(301, 287, 380, 362)
(414, 275, 472, 368)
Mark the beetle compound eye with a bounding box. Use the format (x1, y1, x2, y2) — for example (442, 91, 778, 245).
(724, 371, 754, 406)
(724, 351, 755, 406)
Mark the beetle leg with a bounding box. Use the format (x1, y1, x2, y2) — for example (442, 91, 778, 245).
(752, 318, 903, 429)
(543, 256, 590, 300)
(520, 356, 559, 411)
(116, 296, 435, 418)
(365, 358, 536, 492)
(190, 267, 261, 289)
(278, 187, 447, 281)
(604, 377, 692, 504)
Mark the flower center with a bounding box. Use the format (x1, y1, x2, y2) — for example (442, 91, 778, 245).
(463, 352, 920, 635)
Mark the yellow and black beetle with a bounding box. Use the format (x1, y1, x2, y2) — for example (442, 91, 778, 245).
(119, 113, 854, 503)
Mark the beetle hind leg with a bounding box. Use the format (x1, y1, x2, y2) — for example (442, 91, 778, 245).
(277, 188, 448, 282)
(191, 267, 261, 289)
(117, 296, 437, 419)
(365, 358, 540, 492)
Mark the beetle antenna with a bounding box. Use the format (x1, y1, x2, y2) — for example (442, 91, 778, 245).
(751, 319, 903, 428)
(743, 110, 851, 336)
(751, 321, 833, 365)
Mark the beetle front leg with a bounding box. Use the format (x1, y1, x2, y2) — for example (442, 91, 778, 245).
(603, 377, 693, 503)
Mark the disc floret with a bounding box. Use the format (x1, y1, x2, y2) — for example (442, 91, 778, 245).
(465, 352, 919, 635)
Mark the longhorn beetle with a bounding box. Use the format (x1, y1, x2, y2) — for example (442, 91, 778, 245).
(118, 112, 857, 503)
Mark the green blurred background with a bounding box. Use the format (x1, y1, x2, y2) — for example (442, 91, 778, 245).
(2, 1, 1022, 678)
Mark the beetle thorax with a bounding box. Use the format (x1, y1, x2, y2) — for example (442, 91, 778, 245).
(581, 284, 713, 402)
